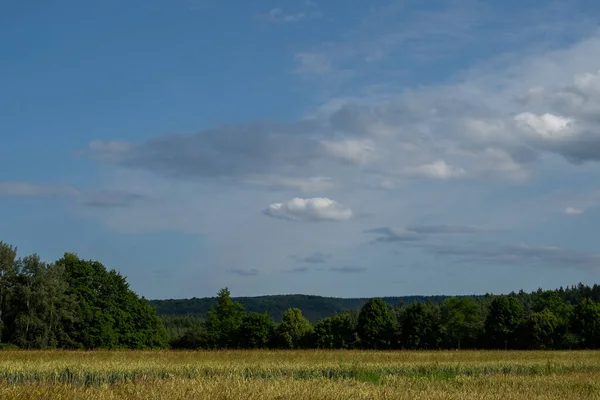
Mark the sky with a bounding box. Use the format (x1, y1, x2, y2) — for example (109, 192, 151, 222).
(2, 0, 600, 300)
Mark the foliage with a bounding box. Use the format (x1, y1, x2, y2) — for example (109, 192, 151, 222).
(357, 298, 394, 349)
(525, 309, 560, 349)
(484, 296, 524, 349)
(571, 297, 600, 349)
(239, 312, 275, 349)
(0, 243, 167, 349)
(440, 297, 482, 349)
(276, 308, 313, 349)
(150, 294, 457, 322)
(4, 241, 600, 351)
(313, 311, 358, 349)
(203, 288, 245, 348)
(399, 302, 440, 349)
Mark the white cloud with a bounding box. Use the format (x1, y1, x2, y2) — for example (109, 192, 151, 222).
(264, 197, 353, 221)
(565, 207, 584, 215)
(514, 112, 573, 139)
(404, 160, 466, 180)
(321, 139, 376, 165)
(260, 8, 306, 23)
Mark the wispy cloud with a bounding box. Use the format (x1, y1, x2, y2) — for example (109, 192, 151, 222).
(406, 225, 489, 234)
(78, 190, 144, 208)
(0, 181, 145, 210)
(564, 207, 584, 215)
(0, 181, 77, 197)
(259, 8, 306, 23)
(291, 0, 598, 87)
(365, 224, 486, 244)
(292, 252, 332, 264)
(227, 268, 259, 277)
(285, 266, 310, 273)
(428, 243, 600, 270)
(293, 53, 332, 75)
(244, 176, 336, 193)
(330, 266, 366, 274)
(364, 227, 425, 244)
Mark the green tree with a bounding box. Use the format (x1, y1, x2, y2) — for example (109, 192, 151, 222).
(525, 309, 559, 349)
(203, 288, 245, 348)
(7, 255, 76, 348)
(531, 290, 572, 348)
(313, 317, 335, 349)
(171, 325, 208, 349)
(571, 298, 600, 349)
(314, 311, 358, 349)
(238, 312, 275, 348)
(357, 298, 393, 349)
(0, 242, 17, 341)
(400, 302, 440, 349)
(441, 297, 482, 349)
(484, 296, 524, 349)
(276, 308, 313, 349)
(56, 253, 167, 349)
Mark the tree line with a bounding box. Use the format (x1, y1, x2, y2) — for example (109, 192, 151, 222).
(2, 240, 600, 350)
(0, 242, 167, 349)
(151, 294, 453, 322)
(169, 285, 600, 350)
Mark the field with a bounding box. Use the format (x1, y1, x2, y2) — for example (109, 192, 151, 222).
(0, 350, 599, 399)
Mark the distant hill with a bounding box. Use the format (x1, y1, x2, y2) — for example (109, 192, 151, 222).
(149, 294, 482, 322)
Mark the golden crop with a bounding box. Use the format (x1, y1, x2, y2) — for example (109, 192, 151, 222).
(0, 350, 599, 399)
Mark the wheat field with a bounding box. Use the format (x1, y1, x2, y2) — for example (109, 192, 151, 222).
(0, 350, 599, 399)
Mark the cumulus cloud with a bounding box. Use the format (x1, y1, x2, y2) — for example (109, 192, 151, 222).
(264, 197, 353, 221)
(514, 112, 573, 139)
(321, 139, 377, 165)
(564, 207, 584, 215)
(85, 61, 600, 190)
(515, 69, 600, 163)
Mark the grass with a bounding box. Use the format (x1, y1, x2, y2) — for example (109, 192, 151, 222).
(0, 350, 599, 399)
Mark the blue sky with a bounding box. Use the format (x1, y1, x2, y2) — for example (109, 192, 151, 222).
(2, 0, 600, 299)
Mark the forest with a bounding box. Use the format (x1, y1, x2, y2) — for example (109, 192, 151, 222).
(2, 241, 600, 350)
(150, 294, 455, 322)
